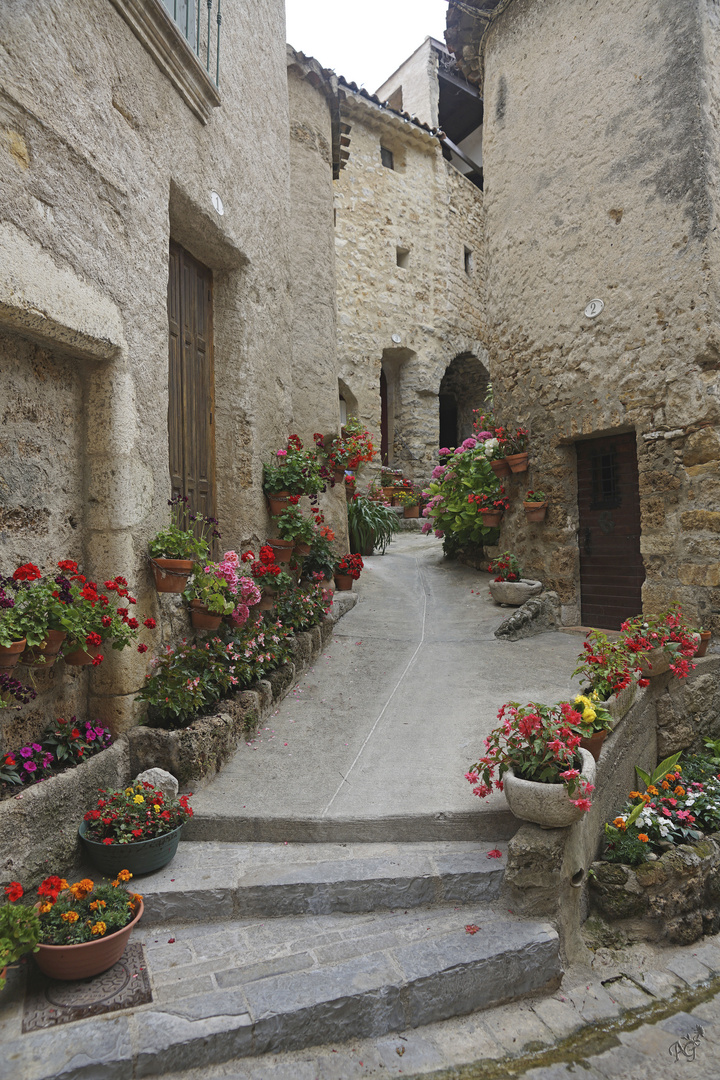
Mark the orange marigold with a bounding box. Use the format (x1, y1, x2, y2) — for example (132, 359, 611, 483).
(90, 921, 107, 936)
(647, 785, 659, 796)
(661, 781, 670, 790)
(116, 869, 133, 883)
(39, 902, 53, 914)
(89, 899, 107, 912)
(629, 791, 642, 799)
(61, 910, 79, 923)
(612, 817, 627, 830)
(638, 834, 649, 843)
(674, 786, 685, 796)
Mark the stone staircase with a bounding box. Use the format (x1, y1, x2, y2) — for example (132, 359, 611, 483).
(2, 841, 563, 1080)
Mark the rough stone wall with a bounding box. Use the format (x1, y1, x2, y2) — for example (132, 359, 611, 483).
(334, 97, 486, 484)
(478, 0, 720, 630)
(0, 1, 339, 739)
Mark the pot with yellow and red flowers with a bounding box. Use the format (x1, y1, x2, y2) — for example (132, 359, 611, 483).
(21, 871, 144, 980)
(79, 782, 193, 876)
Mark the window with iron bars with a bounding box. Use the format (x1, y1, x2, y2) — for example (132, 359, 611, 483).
(161, 0, 222, 86)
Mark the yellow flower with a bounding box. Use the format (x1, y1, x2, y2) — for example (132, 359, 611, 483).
(117, 869, 133, 882)
(638, 834, 649, 843)
(125, 788, 134, 796)
(90, 921, 107, 936)
(590, 690, 600, 702)
(61, 910, 79, 923)
(153, 804, 160, 812)
(582, 708, 597, 723)
(133, 795, 145, 804)
(575, 695, 591, 707)
(89, 899, 107, 912)
(39, 902, 53, 914)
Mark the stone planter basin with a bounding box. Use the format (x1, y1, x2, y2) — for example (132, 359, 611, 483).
(504, 748, 596, 828)
(489, 579, 543, 606)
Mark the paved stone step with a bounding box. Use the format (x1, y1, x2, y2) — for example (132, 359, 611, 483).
(128, 840, 508, 925)
(184, 808, 518, 844)
(2, 905, 562, 1079)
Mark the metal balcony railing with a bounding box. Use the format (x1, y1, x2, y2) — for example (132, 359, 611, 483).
(161, 0, 222, 86)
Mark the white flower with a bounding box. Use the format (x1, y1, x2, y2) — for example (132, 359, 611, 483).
(483, 438, 498, 458)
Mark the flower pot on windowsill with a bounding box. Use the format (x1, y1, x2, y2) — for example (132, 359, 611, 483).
(21, 629, 67, 667)
(334, 573, 354, 591)
(0, 639, 28, 669)
(505, 452, 529, 473)
(189, 600, 222, 631)
(696, 631, 712, 658)
(479, 509, 504, 528)
(64, 642, 103, 666)
(34, 899, 144, 981)
(79, 820, 182, 876)
(403, 505, 420, 519)
(491, 459, 511, 479)
(504, 748, 595, 828)
(524, 501, 548, 523)
(266, 491, 291, 516)
(266, 537, 294, 564)
(151, 558, 193, 594)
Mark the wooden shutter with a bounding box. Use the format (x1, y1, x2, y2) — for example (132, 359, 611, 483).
(167, 241, 216, 531)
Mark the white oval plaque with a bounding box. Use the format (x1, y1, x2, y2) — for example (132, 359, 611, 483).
(584, 298, 604, 318)
(391, 333, 402, 344)
(211, 191, 224, 216)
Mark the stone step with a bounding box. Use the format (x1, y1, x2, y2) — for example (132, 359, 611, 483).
(5, 905, 562, 1079)
(130, 840, 508, 925)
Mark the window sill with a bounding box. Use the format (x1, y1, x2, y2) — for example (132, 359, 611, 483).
(110, 0, 220, 124)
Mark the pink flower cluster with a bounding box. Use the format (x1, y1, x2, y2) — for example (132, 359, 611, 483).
(210, 551, 262, 625)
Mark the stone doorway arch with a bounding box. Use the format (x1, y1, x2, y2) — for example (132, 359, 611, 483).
(438, 353, 491, 449)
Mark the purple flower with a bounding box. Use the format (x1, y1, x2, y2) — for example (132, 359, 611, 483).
(19, 746, 33, 759)
(85, 728, 96, 741)
(31, 743, 42, 752)
(23, 761, 37, 773)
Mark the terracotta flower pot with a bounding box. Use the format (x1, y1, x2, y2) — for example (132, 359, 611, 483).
(152, 558, 193, 594)
(479, 509, 503, 528)
(294, 541, 312, 557)
(334, 573, 354, 591)
(381, 487, 394, 501)
(491, 458, 511, 479)
(504, 749, 595, 828)
(267, 492, 291, 516)
(321, 577, 335, 595)
(696, 631, 712, 658)
(35, 900, 144, 981)
(333, 468, 346, 483)
(505, 452, 529, 473)
(64, 641, 103, 666)
(0, 639, 28, 669)
(190, 600, 222, 630)
(403, 505, 420, 519)
(22, 629, 67, 667)
(524, 501, 548, 523)
(267, 538, 294, 564)
(579, 729, 608, 763)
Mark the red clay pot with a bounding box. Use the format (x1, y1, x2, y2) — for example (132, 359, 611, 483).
(294, 541, 312, 557)
(524, 501, 548, 523)
(506, 452, 529, 473)
(0, 639, 27, 669)
(266, 538, 294, 564)
(403, 505, 420, 519)
(696, 631, 712, 658)
(491, 459, 511, 479)
(334, 573, 354, 591)
(64, 642, 103, 666)
(35, 900, 144, 981)
(579, 729, 608, 763)
(22, 629, 67, 667)
(152, 558, 193, 594)
(190, 600, 222, 630)
(266, 492, 291, 516)
(479, 510, 503, 528)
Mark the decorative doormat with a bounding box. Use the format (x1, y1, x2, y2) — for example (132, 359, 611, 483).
(22, 942, 152, 1032)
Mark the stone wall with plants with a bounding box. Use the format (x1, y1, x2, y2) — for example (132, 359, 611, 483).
(460, 0, 720, 630)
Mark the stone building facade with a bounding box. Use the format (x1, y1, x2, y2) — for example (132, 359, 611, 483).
(447, 0, 720, 633)
(333, 38, 487, 483)
(0, 1, 345, 747)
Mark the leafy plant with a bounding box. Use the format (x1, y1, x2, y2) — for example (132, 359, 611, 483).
(263, 435, 327, 496)
(421, 441, 501, 545)
(52, 566, 156, 663)
(572, 694, 613, 735)
(275, 582, 331, 632)
(0, 887, 40, 989)
(274, 504, 317, 545)
(83, 782, 193, 844)
(524, 490, 547, 503)
(337, 553, 364, 579)
(301, 527, 337, 579)
(488, 552, 522, 582)
(0, 672, 37, 713)
(182, 564, 236, 616)
(1, 717, 111, 797)
(347, 495, 399, 555)
(33, 873, 141, 945)
(316, 418, 375, 474)
(148, 495, 221, 561)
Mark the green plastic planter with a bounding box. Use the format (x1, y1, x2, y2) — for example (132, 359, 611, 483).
(78, 820, 183, 877)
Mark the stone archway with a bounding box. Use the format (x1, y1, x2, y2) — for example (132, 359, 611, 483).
(438, 353, 491, 448)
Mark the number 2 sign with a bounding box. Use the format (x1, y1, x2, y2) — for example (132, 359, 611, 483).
(584, 298, 604, 318)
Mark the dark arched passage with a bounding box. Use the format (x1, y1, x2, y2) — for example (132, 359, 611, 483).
(438, 353, 490, 448)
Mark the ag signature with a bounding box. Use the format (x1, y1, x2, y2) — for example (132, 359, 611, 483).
(668, 1025, 705, 1062)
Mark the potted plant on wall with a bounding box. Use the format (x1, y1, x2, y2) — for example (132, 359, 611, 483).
(0, 884, 41, 989)
(182, 563, 236, 630)
(274, 501, 318, 558)
(249, 546, 294, 611)
(466, 699, 596, 828)
(58, 566, 156, 666)
(573, 694, 614, 761)
(79, 782, 193, 876)
(15, 563, 72, 667)
(148, 496, 220, 593)
(486, 551, 543, 606)
(505, 427, 530, 472)
(523, 490, 549, 522)
(469, 489, 510, 529)
(315, 418, 375, 484)
(263, 435, 326, 512)
(0, 576, 28, 669)
(572, 630, 640, 722)
(335, 553, 364, 591)
(301, 527, 337, 591)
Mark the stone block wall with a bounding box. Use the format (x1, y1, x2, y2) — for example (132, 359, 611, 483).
(334, 94, 486, 484)
(472, 0, 720, 630)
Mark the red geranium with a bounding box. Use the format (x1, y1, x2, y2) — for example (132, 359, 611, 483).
(13, 563, 41, 582)
(4, 881, 23, 902)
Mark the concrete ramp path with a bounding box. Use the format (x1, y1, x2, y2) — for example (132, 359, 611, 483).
(187, 533, 582, 843)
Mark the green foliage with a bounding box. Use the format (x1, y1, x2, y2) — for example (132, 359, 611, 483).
(347, 496, 399, 555)
(424, 443, 501, 547)
(182, 564, 236, 615)
(38, 879, 139, 946)
(263, 436, 326, 496)
(148, 496, 219, 560)
(274, 505, 317, 544)
(301, 532, 337, 578)
(0, 902, 40, 988)
(82, 782, 192, 843)
(602, 827, 648, 866)
(275, 583, 331, 633)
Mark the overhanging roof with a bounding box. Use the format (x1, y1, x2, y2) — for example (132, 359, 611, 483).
(445, 0, 513, 85)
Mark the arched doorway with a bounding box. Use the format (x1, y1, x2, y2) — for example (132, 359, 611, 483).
(438, 353, 490, 449)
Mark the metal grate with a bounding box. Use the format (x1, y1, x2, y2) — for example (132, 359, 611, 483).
(162, 0, 222, 86)
(590, 448, 620, 510)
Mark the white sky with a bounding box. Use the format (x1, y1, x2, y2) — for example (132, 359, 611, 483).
(285, 0, 449, 94)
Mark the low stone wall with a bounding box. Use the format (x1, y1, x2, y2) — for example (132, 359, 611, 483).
(503, 655, 720, 959)
(589, 836, 720, 945)
(0, 601, 356, 887)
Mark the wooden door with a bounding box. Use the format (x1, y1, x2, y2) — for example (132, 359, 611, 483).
(167, 241, 216, 529)
(576, 433, 644, 629)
